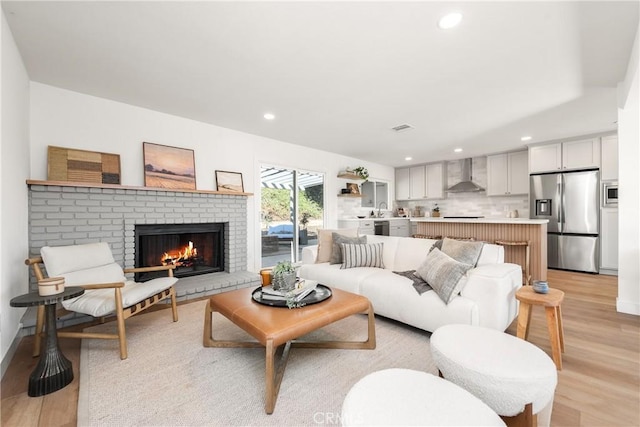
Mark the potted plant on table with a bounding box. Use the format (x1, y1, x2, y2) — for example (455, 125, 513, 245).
(272, 260, 298, 292)
(432, 204, 441, 218)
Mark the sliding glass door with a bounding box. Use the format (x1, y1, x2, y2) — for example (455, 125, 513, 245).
(260, 166, 324, 268)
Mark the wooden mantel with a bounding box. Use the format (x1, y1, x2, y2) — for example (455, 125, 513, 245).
(26, 180, 253, 196)
(412, 218, 548, 282)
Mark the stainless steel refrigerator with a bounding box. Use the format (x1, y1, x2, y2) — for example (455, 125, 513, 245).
(530, 169, 599, 273)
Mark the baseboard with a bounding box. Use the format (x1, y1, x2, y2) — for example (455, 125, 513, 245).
(617, 298, 640, 315)
(1, 327, 24, 380)
(598, 268, 618, 276)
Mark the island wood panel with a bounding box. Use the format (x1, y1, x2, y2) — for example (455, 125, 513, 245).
(415, 222, 547, 282)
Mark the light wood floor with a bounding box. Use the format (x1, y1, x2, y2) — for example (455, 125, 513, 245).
(2, 270, 639, 426)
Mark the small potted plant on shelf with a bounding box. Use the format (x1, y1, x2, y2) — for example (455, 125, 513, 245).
(432, 204, 441, 217)
(271, 260, 297, 292)
(353, 166, 369, 181)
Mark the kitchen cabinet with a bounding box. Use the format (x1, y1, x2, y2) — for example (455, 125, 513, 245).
(338, 219, 375, 235)
(601, 135, 618, 181)
(562, 138, 600, 170)
(529, 138, 601, 173)
(395, 163, 445, 200)
(425, 163, 446, 199)
(487, 151, 528, 196)
(600, 207, 618, 273)
(389, 220, 410, 237)
(395, 168, 411, 200)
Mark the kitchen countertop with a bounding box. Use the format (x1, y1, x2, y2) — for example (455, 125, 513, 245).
(339, 217, 410, 222)
(410, 217, 548, 224)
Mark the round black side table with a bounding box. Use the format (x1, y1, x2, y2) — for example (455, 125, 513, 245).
(10, 286, 84, 397)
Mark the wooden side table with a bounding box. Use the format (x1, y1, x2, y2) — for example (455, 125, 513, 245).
(10, 287, 85, 396)
(515, 286, 565, 370)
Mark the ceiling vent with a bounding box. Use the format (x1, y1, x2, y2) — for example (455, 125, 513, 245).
(391, 123, 414, 132)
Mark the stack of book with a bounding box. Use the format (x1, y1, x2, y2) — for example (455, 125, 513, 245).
(261, 279, 318, 303)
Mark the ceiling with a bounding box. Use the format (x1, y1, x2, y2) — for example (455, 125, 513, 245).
(3, 1, 638, 167)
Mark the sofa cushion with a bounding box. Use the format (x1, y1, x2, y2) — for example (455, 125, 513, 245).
(476, 244, 504, 266)
(441, 238, 484, 267)
(330, 233, 367, 264)
(366, 235, 400, 271)
(316, 228, 358, 263)
(393, 237, 438, 272)
(341, 243, 385, 269)
(41, 242, 118, 276)
(417, 248, 472, 304)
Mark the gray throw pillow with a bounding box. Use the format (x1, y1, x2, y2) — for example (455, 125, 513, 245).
(340, 243, 385, 269)
(440, 238, 484, 267)
(416, 248, 472, 304)
(330, 233, 367, 264)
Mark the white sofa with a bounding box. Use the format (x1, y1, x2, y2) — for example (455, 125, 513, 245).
(299, 235, 522, 332)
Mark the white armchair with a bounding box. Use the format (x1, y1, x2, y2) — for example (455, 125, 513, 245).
(26, 242, 178, 359)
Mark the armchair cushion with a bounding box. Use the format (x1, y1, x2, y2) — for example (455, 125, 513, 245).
(62, 277, 177, 317)
(41, 242, 177, 318)
(41, 242, 117, 276)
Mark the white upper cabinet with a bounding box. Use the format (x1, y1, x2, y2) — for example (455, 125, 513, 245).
(529, 138, 601, 173)
(395, 167, 411, 200)
(425, 163, 446, 199)
(395, 163, 445, 200)
(562, 138, 601, 170)
(601, 135, 618, 181)
(487, 151, 528, 196)
(529, 143, 562, 173)
(410, 166, 426, 199)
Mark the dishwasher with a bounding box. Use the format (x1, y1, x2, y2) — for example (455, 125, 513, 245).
(374, 221, 390, 236)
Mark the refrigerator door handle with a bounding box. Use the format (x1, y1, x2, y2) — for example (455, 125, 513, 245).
(557, 181, 563, 225)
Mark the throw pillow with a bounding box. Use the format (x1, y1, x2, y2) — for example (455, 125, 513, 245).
(416, 248, 472, 304)
(330, 233, 367, 264)
(315, 228, 358, 263)
(440, 237, 484, 267)
(340, 243, 385, 269)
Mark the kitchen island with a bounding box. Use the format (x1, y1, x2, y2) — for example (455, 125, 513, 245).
(411, 217, 548, 282)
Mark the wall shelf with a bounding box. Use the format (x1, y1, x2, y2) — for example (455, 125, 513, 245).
(337, 193, 363, 198)
(337, 172, 363, 180)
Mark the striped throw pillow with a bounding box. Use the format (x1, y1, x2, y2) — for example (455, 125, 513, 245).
(340, 243, 385, 269)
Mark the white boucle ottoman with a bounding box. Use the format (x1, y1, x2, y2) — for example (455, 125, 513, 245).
(340, 368, 505, 426)
(430, 324, 558, 427)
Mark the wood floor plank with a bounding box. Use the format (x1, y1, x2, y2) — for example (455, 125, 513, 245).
(1, 270, 639, 426)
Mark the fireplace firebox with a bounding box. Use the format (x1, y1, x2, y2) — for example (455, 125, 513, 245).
(134, 223, 225, 281)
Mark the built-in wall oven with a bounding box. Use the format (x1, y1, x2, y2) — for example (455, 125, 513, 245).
(603, 182, 618, 206)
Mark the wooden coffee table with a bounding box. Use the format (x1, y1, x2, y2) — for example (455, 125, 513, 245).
(203, 286, 376, 414)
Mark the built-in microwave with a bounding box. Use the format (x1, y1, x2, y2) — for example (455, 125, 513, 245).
(603, 182, 618, 206)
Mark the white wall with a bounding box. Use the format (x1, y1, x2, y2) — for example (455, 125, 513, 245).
(1, 11, 31, 376)
(617, 29, 640, 315)
(29, 83, 395, 272)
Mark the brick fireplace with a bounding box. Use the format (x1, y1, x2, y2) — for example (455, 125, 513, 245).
(26, 181, 260, 328)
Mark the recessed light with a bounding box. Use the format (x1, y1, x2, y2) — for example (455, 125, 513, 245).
(521, 136, 532, 141)
(263, 113, 275, 120)
(438, 12, 462, 29)
(454, 148, 463, 153)
(405, 156, 413, 161)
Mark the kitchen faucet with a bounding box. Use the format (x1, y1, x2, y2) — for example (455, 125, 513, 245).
(377, 202, 388, 218)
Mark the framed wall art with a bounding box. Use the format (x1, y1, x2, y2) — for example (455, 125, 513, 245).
(346, 183, 360, 195)
(215, 170, 244, 193)
(143, 142, 196, 190)
(48, 146, 121, 184)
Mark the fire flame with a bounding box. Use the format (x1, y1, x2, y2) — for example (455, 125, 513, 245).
(161, 241, 198, 266)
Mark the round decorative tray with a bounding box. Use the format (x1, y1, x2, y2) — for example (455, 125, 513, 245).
(251, 284, 332, 308)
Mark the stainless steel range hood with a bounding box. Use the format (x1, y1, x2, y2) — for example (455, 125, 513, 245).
(446, 158, 485, 193)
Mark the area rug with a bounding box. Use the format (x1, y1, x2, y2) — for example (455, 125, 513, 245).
(78, 298, 437, 426)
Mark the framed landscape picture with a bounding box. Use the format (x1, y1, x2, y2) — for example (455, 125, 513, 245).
(143, 142, 196, 190)
(215, 170, 244, 192)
